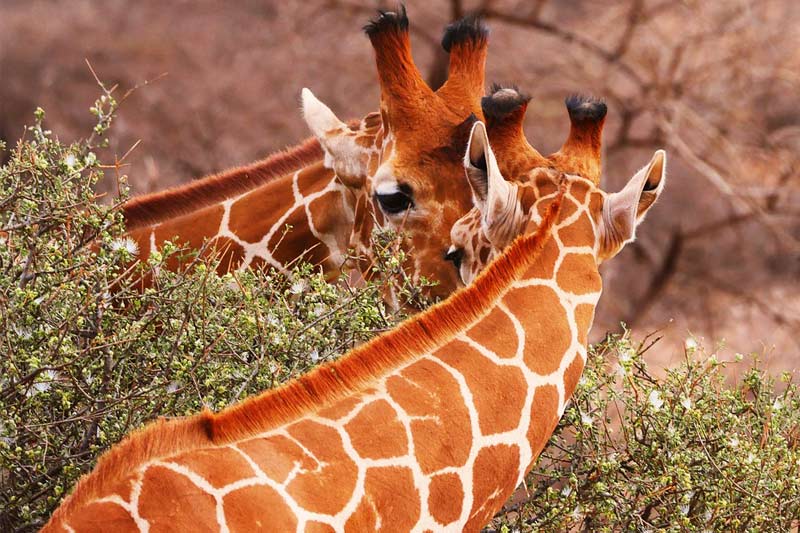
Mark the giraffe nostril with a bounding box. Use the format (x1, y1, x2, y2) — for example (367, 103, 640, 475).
(444, 247, 464, 270)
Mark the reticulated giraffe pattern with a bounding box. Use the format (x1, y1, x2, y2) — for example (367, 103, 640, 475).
(125, 112, 385, 279)
(45, 177, 603, 533)
(45, 114, 666, 531)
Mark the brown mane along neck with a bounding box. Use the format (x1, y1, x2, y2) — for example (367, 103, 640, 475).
(53, 185, 566, 520)
(122, 136, 323, 229)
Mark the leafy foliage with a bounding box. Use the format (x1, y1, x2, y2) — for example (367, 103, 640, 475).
(493, 335, 800, 532)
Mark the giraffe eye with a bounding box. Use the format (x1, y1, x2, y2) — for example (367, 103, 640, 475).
(444, 246, 464, 270)
(375, 184, 414, 215)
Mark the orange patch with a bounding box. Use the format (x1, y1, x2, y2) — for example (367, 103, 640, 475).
(574, 303, 595, 346)
(386, 359, 472, 474)
(534, 176, 558, 197)
(154, 203, 224, 251)
(229, 182, 296, 245)
(171, 447, 255, 488)
(138, 464, 217, 531)
(589, 191, 604, 214)
(305, 521, 336, 533)
(286, 420, 359, 515)
(503, 286, 571, 375)
(436, 340, 527, 436)
(308, 192, 348, 247)
(238, 435, 316, 484)
(148, 204, 226, 273)
(367, 154, 380, 177)
(317, 395, 362, 420)
(355, 134, 374, 149)
(538, 194, 578, 222)
(560, 196, 580, 221)
(563, 356, 584, 398)
(465, 307, 518, 358)
(224, 484, 298, 532)
(344, 499, 377, 531)
(266, 206, 327, 267)
(556, 253, 601, 295)
(295, 162, 331, 197)
(568, 180, 591, 204)
(345, 467, 420, 532)
(66, 501, 138, 532)
(464, 444, 521, 532)
(106, 476, 135, 504)
(525, 237, 560, 280)
(558, 212, 595, 248)
(525, 385, 559, 468)
(428, 472, 463, 525)
(345, 399, 408, 459)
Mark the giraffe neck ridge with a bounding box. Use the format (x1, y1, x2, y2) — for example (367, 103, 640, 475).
(123, 136, 323, 229)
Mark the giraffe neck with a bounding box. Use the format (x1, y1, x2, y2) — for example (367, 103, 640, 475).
(122, 137, 324, 230)
(48, 191, 605, 532)
(127, 160, 366, 278)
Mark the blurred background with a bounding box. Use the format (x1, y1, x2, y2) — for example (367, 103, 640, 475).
(1, 0, 798, 372)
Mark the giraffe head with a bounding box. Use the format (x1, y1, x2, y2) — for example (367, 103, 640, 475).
(449, 119, 666, 284)
(445, 86, 612, 283)
(303, 8, 489, 300)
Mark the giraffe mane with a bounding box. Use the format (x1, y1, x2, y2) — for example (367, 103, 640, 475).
(49, 182, 567, 524)
(122, 136, 324, 230)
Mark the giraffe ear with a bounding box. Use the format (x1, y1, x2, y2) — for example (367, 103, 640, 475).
(464, 121, 512, 228)
(600, 150, 666, 258)
(301, 88, 368, 184)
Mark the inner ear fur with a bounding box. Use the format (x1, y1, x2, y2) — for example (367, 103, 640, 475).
(464, 121, 513, 227)
(601, 150, 667, 256)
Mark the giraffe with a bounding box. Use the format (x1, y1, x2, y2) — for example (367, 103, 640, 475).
(447, 85, 609, 283)
(122, 118, 378, 280)
(302, 8, 491, 302)
(120, 12, 490, 304)
(43, 119, 666, 532)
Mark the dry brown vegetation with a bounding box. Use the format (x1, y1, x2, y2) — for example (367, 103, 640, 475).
(2, 0, 799, 369)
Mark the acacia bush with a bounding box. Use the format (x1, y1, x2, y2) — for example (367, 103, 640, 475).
(1, 97, 797, 532)
(493, 336, 800, 532)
